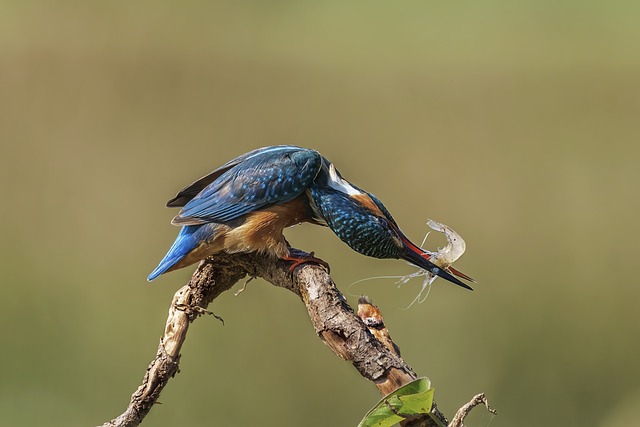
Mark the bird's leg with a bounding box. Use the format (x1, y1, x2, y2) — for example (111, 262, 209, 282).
(282, 247, 330, 273)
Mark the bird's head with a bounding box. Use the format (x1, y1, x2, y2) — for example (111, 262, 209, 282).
(353, 208, 473, 291)
(310, 167, 473, 290)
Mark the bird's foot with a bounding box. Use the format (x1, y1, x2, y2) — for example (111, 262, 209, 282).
(282, 249, 330, 274)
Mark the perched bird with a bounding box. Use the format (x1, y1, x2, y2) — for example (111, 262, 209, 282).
(148, 145, 473, 290)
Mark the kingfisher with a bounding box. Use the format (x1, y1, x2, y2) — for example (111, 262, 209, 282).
(148, 146, 473, 290)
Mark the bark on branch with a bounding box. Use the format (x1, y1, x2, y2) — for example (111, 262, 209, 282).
(99, 251, 490, 427)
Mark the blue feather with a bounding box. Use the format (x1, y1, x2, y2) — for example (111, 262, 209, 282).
(172, 147, 322, 225)
(148, 225, 212, 281)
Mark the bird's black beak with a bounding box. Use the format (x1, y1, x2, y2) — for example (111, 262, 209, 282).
(401, 241, 474, 291)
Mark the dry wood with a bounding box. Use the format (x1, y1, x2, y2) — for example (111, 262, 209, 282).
(99, 251, 489, 427)
(448, 393, 497, 427)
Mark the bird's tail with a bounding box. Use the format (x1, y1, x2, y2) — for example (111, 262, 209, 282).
(148, 224, 211, 282)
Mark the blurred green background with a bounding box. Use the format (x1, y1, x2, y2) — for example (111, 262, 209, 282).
(1, 1, 639, 426)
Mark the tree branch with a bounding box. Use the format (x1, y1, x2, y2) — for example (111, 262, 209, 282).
(448, 393, 497, 427)
(99, 251, 485, 427)
(98, 256, 248, 427)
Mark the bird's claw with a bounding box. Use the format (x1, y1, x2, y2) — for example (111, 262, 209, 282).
(282, 250, 330, 274)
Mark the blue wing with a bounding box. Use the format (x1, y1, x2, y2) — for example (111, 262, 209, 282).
(171, 146, 322, 225)
(167, 146, 290, 208)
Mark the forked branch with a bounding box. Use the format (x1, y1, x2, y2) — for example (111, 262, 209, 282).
(99, 251, 489, 427)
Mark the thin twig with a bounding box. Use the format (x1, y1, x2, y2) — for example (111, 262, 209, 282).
(448, 393, 497, 427)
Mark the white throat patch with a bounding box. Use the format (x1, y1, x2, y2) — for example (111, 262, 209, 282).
(327, 163, 361, 196)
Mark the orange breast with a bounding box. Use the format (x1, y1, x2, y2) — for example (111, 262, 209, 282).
(223, 195, 313, 258)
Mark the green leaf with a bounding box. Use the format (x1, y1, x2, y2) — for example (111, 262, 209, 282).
(357, 377, 435, 427)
